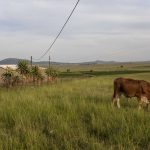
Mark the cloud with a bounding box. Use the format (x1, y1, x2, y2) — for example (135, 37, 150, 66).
(0, 0, 150, 62)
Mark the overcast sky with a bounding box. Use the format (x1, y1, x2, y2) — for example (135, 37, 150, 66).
(0, 0, 150, 62)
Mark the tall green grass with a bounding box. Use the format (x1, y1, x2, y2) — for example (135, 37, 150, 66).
(0, 74, 149, 149)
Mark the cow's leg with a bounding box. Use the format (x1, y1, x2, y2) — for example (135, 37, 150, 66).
(126, 98, 130, 107)
(138, 100, 143, 110)
(144, 99, 149, 112)
(116, 98, 120, 108)
(138, 97, 144, 110)
(139, 96, 149, 110)
(112, 81, 121, 107)
(142, 96, 149, 111)
(139, 96, 149, 111)
(112, 97, 117, 106)
(112, 96, 119, 107)
(146, 103, 149, 111)
(112, 96, 120, 108)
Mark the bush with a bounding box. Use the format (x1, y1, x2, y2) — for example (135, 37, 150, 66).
(67, 69, 70, 73)
(45, 67, 58, 82)
(1, 68, 20, 88)
(17, 60, 30, 76)
(31, 66, 44, 83)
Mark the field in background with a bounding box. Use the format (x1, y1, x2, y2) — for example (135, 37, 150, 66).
(0, 63, 150, 149)
(55, 62, 150, 79)
(52, 62, 150, 72)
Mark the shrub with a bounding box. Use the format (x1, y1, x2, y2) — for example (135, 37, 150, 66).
(12, 75, 20, 86)
(31, 66, 44, 83)
(17, 60, 30, 76)
(1, 68, 14, 88)
(67, 69, 70, 73)
(45, 67, 58, 82)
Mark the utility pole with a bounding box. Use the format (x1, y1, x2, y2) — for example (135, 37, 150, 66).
(31, 56, 33, 67)
(49, 55, 51, 68)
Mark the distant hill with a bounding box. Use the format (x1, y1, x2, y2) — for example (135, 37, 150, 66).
(0, 58, 29, 65)
(0, 58, 71, 65)
(80, 60, 116, 65)
(0, 58, 150, 66)
(0, 58, 117, 65)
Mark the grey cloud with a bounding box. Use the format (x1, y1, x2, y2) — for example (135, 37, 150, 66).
(0, 0, 150, 62)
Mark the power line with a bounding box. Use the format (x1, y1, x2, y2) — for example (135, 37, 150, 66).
(33, 0, 80, 61)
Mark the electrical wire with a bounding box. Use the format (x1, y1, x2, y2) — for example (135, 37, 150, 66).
(33, 0, 80, 61)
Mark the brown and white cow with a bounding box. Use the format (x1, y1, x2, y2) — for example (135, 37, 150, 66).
(112, 78, 150, 109)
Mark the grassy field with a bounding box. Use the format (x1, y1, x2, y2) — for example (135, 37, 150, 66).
(53, 62, 150, 72)
(55, 62, 150, 79)
(0, 69, 150, 149)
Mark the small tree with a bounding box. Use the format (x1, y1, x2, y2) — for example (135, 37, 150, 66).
(45, 67, 58, 83)
(12, 75, 20, 86)
(31, 66, 44, 84)
(67, 69, 70, 73)
(1, 68, 14, 88)
(17, 60, 30, 84)
(120, 65, 124, 68)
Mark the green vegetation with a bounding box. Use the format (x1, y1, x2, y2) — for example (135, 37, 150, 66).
(0, 61, 58, 87)
(31, 65, 44, 83)
(59, 70, 150, 78)
(17, 60, 30, 78)
(1, 68, 14, 87)
(45, 67, 59, 82)
(52, 62, 150, 72)
(0, 71, 149, 149)
(1, 68, 20, 88)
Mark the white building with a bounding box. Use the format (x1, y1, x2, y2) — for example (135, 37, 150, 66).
(0, 65, 17, 70)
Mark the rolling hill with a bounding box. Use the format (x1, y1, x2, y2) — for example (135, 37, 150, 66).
(0, 58, 150, 66)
